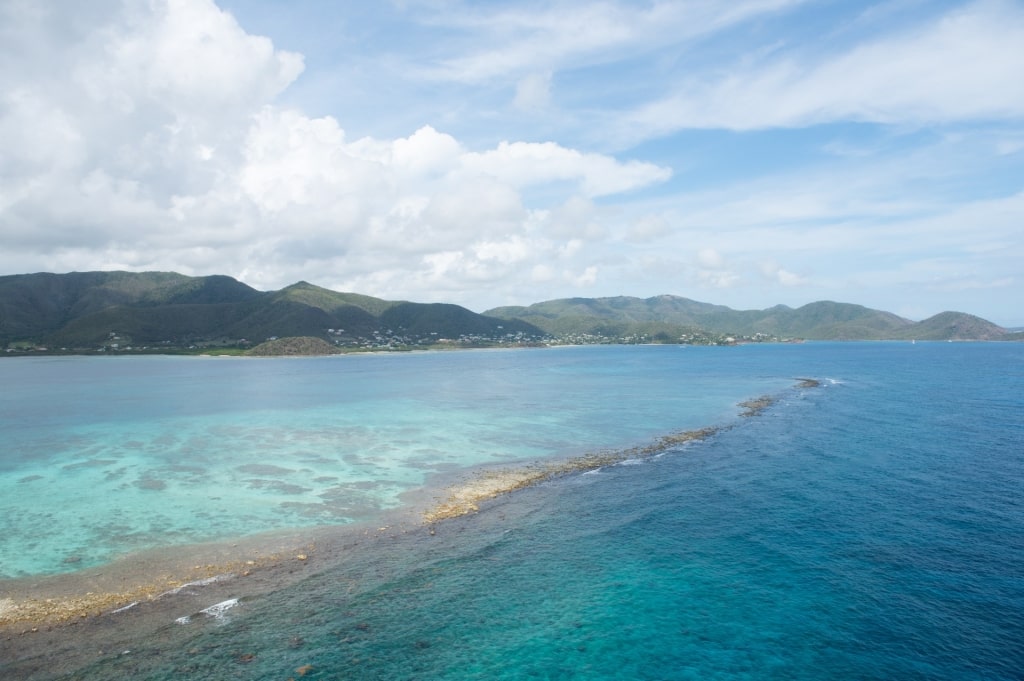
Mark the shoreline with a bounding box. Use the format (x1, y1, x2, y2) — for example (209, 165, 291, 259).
(3, 339, 1012, 361)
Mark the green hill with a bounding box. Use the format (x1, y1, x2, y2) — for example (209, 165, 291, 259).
(484, 295, 1007, 341)
(247, 336, 341, 356)
(889, 311, 1008, 341)
(0, 272, 1011, 350)
(0, 271, 543, 350)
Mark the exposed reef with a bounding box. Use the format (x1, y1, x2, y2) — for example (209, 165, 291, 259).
(424, 378, 823, 523)
(423, 427, 720, 523)
(0, 538, 319, 631)
(738, 396, 776, 417)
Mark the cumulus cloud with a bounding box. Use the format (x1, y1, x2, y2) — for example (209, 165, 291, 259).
(691, 248, 739, 289)
(0, 0, 671, 308)
(462, 141, 670, 197)
(761, 261, 807, 286)
(697, 248, 726, 269)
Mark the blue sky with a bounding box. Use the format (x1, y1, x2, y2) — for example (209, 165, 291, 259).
(1, 1, 1022, 325)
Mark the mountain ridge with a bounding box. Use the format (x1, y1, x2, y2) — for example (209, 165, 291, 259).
(484, 294, 1006, 341)
(0, 271, 541, 351)
(0, 271, 1012, 351)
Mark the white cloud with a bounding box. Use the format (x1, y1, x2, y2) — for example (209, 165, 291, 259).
(473, 236, 533, 264)
(530, 263, 557, 283)
(420, 0, 810, 84)
(697, 248, 726, 269)
(621, 0, 1024, 137)
(0, 0, 674, 309)
(391, 126, 464, 176)
(96, 0, 303, 114)
(691, 248, 741, 289)
(696, 269, 741, 289)
(761, 261, 807, 286)
(462, 141, 670, 197)
(571, 265, 599, 287)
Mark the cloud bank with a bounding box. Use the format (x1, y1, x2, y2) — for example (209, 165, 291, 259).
(0, 0, 669, 305)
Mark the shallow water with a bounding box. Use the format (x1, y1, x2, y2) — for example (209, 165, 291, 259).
(0, 347, 788, 577)
(3, 342, 1023, 679)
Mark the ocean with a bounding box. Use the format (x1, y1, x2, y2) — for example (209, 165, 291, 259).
(1, 342, 1022, 679)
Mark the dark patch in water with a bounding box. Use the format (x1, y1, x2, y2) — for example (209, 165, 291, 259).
(318, 481, 387, 501)
(245, 479, 311, 495)
(163, 464, 208, 475)
(134, 477, 167, 491)
(62, 459, 117, 470)
(279, 501, 358, 519)
(104, 467, 128, 481)
(342, 453, 370, 467)
(237, 463, 295, 476)
(301, 456, 338, 465)
(17, 475, 43, 483)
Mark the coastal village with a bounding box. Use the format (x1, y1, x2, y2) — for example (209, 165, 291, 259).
(4, 328, 793, 355)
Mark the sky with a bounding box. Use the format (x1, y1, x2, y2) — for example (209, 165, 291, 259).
(1, 1, 1022, 325)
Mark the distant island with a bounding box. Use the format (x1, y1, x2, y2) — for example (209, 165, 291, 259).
(0, 271, 1017, 356)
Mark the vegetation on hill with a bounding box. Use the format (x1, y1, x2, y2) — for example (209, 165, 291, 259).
(247, 336, 341, 356)
(484, 295, 1008, 342)
(0, 271, 545, 353)
(888, 311, 1008, 341)
(0, 271, 1013, 354)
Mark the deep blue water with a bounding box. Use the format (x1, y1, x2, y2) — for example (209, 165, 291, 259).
(3, 342, 1023, 679)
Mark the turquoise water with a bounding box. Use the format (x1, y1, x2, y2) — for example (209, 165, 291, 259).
(0, 347, 788, 577)
(3, 343, 1023, 679)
